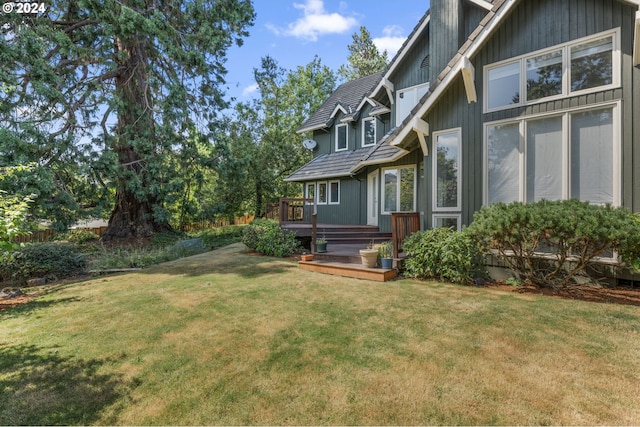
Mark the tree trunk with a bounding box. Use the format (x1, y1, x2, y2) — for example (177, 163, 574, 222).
(101, 28, 171, 241)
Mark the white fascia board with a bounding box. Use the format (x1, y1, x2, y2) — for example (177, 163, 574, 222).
(461, 56, 478, 103)
(467, 0, 494, 11)
(371, 15, 431, 99)
(634, 10, 640, 66)
(390, 0, 519, 148)
(329, 104, 349, 119)
(284, 172, 351, 182)
(357, 97, 377, 112)
(296, 124, 327, 134)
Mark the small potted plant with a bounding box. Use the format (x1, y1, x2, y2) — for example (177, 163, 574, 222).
(315, 233, 328, 253)
(378, 241, 393, 269)
(300, 252, 314, 262)
(359, 240, 378, 268)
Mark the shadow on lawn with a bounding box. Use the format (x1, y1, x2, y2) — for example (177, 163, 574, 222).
(0, 343, 137, 425)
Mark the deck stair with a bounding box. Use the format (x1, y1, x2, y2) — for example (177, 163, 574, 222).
(313, 225, 391, 245)
(298, 260, 397, 282)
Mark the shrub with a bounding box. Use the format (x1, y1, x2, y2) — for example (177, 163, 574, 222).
(403, 227, 483, 285)
(1, 242, 86, 284)
(242, 219, 299, 257)
(467, 199, 640, 289)
(56, 229, 100, 244)
(195, 225, 244, 249)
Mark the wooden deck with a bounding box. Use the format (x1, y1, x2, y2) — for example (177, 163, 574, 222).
(298, 260, 397, 282)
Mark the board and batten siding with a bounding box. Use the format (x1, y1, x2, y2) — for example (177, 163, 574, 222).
(474, 0, 638, 212)
(420, 0, 639, 230)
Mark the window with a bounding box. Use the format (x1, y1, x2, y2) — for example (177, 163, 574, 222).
(305, 183, 316, 204)
(306, 180, 340, 205)
(362, 117, 376, 147)
(484, 104, 619, 206)
(433, 129, 461, 211)
(329, 180, 340, 204)
(335, 124, 348, 151)
(382, 166, 416, 214)
(318, 182, 327, 204)
(396, 82, 430, 124)
(484, 29, 619, 112)
(433, 215, 461, 231)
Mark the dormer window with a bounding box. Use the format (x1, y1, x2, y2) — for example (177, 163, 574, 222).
(362, 117, 376, 147)
(335, 123, 348, 151)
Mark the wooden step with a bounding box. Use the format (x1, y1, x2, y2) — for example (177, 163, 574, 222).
(298, 260, 397, 282)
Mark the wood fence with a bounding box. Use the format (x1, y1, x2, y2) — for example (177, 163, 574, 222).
(11, 216, 255, 244)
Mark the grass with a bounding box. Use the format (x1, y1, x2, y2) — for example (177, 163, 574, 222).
(1, 242, 640, 425)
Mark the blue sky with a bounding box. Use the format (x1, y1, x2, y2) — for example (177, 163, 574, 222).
(224, 0, 431, 101)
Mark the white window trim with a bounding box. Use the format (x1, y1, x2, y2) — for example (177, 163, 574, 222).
(335, 123, 348, 152)
(381, 165, 417, 215)
(483, 101, 621, 207)
(432, 128, 462, 212)
(305, 182, 316, 205)
(432, 214, 462, 231)
(328, 180, 340, 205)
(483, 28, 621, 113)
(317, 181, 328, 205)
(361, 117, 376, 147)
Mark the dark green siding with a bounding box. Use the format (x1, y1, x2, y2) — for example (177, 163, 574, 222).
(391, 31, 430, 91)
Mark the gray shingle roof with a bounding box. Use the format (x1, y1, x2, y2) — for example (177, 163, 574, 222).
(297, 71, 384, 133)
(286, 128, 411, 182)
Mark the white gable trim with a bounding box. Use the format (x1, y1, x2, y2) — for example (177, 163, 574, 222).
(371, 15, 430, 100)
(330, 104, 349, 119)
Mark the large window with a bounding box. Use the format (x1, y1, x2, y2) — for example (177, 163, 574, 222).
(484, 104, 619, 206)
(485, 29, 619, 112)
(335, 124, 348, 151)
(362, 117, 376, 147)
(382, 166, 416, 214)
(433, 129, 461, 211)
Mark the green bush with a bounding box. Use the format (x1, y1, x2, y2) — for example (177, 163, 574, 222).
(403, 227, 483, 285)
(1, 242, 86, 284)
(195, 225, 244, 249)
(56, 229, 100, 244)
(242, 219, 299, 257)
(467, 199, 640, 289)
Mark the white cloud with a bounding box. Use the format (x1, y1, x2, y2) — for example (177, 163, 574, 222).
(242, 83, 259, 97)
(373, 25, 406, 59)
(268, 0, 358, 41)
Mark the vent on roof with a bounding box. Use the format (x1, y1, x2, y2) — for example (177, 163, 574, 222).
(420, 54, 430, 69)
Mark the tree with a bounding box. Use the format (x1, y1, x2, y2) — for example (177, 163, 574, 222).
(0, 0, 255, 240)
(338, 26, 388, 81)
(216, 56, 336, 217)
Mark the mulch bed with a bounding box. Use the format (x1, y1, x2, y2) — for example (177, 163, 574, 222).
(483, 281, 640, 306)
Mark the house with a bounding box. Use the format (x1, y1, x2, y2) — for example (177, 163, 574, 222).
(286, 0, 640, 236)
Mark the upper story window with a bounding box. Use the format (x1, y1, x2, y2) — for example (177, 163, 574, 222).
(335, 123, 348, 151)
(396, 82, 430, 125)
(362, 117, 376, 147)
(484, 29, 619, 113)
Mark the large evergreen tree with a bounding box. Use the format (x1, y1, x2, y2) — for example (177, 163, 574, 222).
(338, 26, 388, 81)
(0, 0, 254, 239)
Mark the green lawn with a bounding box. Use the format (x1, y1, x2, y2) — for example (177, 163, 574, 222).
(1, 243, 639, 425)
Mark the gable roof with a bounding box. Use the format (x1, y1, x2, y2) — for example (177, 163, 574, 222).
(297, 71, 384, 134)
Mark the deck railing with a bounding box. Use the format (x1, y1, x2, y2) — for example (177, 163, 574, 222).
(391, 212, 420, 258)
(273, 198, 315, 225)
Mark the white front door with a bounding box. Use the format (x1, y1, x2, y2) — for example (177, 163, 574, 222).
(367, 170, 379, 226)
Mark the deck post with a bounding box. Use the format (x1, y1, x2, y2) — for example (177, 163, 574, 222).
(311, 199, 318, 253)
